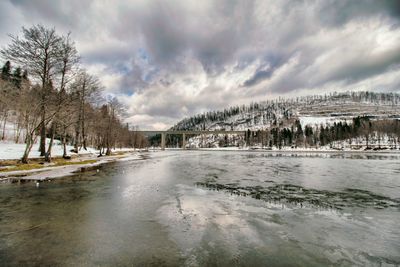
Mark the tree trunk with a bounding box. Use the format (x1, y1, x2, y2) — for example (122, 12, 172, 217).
(15, 120, 22, 143)
(74, 107, 81, 154)
(39, 108, 46, 156)
(63, 141, 67, 158)
(81, 82, 87, 150)
(106, 126, 111, 155)
(62, 128, 68, 158)
(21, 134, 35, 164)
(98, 145, 103, 157)
(40, 51, 48, 156)
(82, 106, 87, 150)
(74, 93, 84, 153)
(1, 111, 8, 140)
(74, 128, 79, 153)
(45, 122, 56, 162)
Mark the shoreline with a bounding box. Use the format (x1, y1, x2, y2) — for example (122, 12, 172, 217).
(0, 150, 142, 183)
(162, 147, 400, 154)
(1, 148, 399, 183)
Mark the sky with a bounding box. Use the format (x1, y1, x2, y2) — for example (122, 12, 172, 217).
(1, 0, 400, 129)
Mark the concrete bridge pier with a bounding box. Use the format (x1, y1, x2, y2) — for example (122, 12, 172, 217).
(182, 133, 186, 149)
(136, 130, 249, 150)
(161, 133, 166, 150)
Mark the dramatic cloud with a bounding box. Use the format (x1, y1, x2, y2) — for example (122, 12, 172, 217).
(1, 0, 400, 129)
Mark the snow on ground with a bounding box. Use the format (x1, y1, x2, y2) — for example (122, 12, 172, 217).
(0, 139, 97, 160)
(0, 120, 100, 160)
(0, 137, 141, 160)
(298, 116, 350, 127)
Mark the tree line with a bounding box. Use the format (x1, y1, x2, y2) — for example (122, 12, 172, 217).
(244, 117, 400, 149)
(155, 116, 400, 149)
(0, 24, 147, 163)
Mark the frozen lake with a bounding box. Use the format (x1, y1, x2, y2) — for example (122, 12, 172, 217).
(0, 151, 399, 266)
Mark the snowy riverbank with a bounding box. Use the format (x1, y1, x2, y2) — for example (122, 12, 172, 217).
(0, 151, 144, 182)
(0, 138, 146, 181)
(0, 139, 145, 160)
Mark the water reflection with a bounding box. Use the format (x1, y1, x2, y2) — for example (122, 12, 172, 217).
(0, 151, 399, 266)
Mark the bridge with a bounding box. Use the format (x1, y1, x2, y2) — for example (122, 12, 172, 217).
(135, 130, 249, 150)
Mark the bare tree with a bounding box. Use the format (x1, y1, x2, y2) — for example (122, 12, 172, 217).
(18, 85, 58, 163)
(1, 25, 146, 162)
(1, 24, 63, 157)
(71, 70, 101, 153)
(105, 97, 126, 155)
(45, 33, 80, 162)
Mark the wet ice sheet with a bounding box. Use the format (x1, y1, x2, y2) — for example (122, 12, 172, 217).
(158, 151, 400, 266)
(158, 185, 400, 266)
(0, 151, 399, 266)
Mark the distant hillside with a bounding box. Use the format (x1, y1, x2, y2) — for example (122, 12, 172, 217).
(171, 91, 400, 131)
(166, 91, 400, 149)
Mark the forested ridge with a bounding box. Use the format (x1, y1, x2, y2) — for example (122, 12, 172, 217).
(172, 91, 400, 131)
(169, 92, 400, 149)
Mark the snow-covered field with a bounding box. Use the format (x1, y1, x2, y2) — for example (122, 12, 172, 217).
(0, 139, 97, 160)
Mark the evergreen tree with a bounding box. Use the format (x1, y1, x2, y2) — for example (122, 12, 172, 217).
(12, 67, 22, 88)
(22, 69, 28, 80)
(1, 61, 11, 81)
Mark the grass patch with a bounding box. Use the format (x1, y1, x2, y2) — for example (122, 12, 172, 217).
(52, 159, 97, 166)
(0, 163, 44, 172)
(0, 159, 97, 172)
(0, 160, 19, 167)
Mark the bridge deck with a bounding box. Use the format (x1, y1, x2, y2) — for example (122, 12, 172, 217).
(135, 130, 256, 150)
(135, 130, 248, 135)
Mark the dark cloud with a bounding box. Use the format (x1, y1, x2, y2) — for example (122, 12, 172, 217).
(324, 47, 400, 84)
(1, 0, 400, 129)
(9, 0, 91, 30)
(242, 54, 287, 87)
(315, 0, 400, 27)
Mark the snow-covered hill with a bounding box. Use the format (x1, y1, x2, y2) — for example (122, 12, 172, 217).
(171, 91, 400, 132)
(169, 91, 400, 149)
